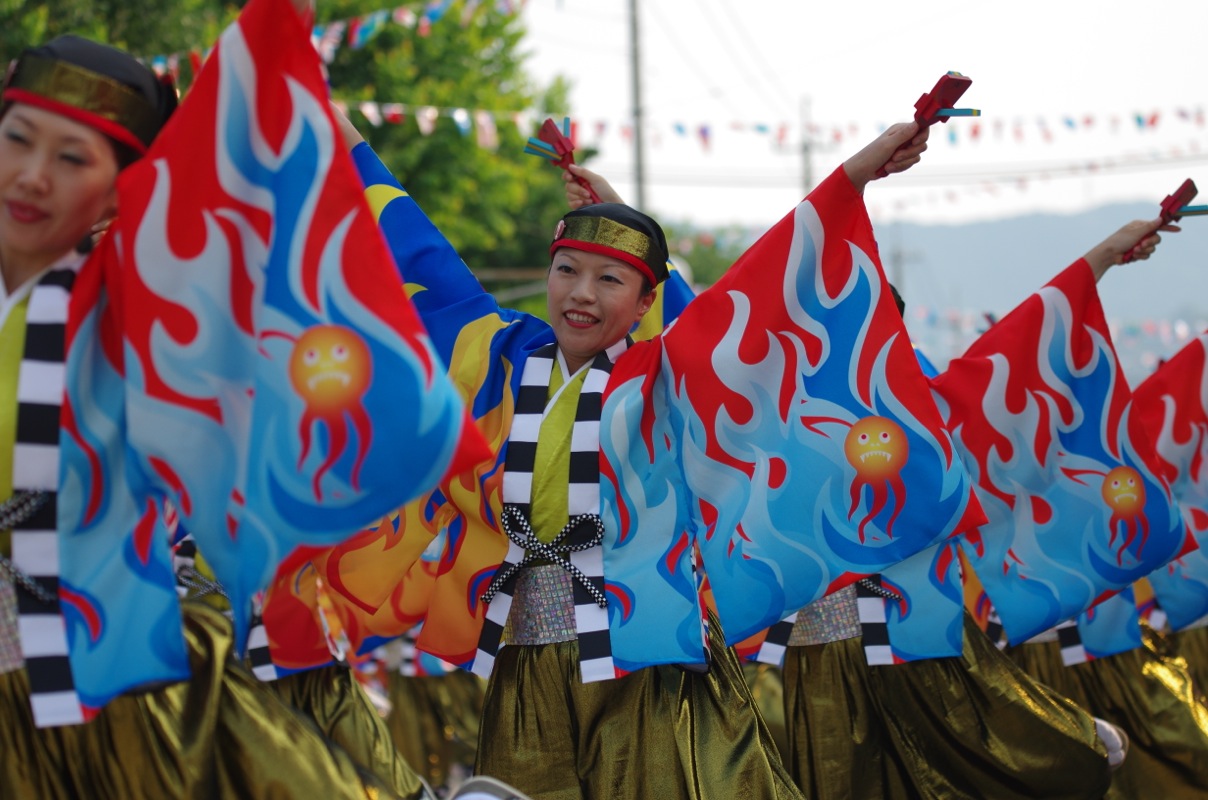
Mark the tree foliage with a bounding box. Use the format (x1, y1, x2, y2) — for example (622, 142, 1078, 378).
(6, 0, 572, 280)
(1, 0, 238, 62)
(663, 224, 751, 288)
(322, 0, 569, 274)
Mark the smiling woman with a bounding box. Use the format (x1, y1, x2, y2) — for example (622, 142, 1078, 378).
(0, 105, 119, 285)
(0, 14, 434, 800)
(336, 102, 931, 796)
(545, 205, 664, 372)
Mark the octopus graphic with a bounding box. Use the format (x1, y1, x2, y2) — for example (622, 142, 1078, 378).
(1101, 466, 1148, 565)
(842, 416, 910, 542)
(278, 324, 374, 500)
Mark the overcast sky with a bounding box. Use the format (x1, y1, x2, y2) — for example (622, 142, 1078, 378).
(521, 0, 1208, 229)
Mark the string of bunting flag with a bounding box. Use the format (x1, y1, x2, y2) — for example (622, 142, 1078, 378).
(142, 0, 526, 82)
(138, 1, 1206, 160)
(330, 97, 1207, 156)
(137, 2, 1205, 159)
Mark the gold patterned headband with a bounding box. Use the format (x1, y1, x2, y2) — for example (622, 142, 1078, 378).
(551, 216, 665, 285)
(3, 54, 161, 153)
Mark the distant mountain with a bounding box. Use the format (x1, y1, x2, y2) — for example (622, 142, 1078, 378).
(874, 202, 1208, 383)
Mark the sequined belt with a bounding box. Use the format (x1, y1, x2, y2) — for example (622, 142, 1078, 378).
(506, 565, 578, 646)
(788, 584, 860, 646)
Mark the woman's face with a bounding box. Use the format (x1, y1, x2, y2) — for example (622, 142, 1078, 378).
(547, 247, 655, 372)
(0, 103, 119, 281)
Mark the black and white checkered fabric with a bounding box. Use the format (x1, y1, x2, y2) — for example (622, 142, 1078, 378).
(399, 626, 420, 677)
(245, 602, 279, 682)
(10, 263, 86, 727)
(855, 577, 895, 666)
(1057, 619, 1088, 666)
(171, 532, 277, 680)
(171, 534, 198, 599)
(754, 611, 796, 666)
(984, 610, 1006, 649)
(474, 339, 628, 683)
(756, 577, 902, 667)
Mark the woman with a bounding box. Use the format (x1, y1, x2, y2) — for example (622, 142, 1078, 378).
(1008, 599, 1208, 798)
(0, 12, 428, 800)
(335, 108, 932, 798)
(564, 159, 1122, 800)
(771, 249, 1179, 798)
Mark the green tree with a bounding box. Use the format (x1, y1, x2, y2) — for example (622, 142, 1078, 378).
(6, 0, 573, 307)
(1, 0, 237, 62)
(323, 0, 571, 282)
(663, 224, 751, 288)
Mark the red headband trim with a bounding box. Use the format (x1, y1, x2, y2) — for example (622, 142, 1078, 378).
(3, 88, 148, 154)
(550, 238, 658, 287)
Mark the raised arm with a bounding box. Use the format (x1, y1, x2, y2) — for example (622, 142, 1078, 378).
(1083, 218, 1178, 282)
(327, 104, 510, 330)
(329, 103, 554, 378)
(842, 121, 929, 194)
(564, 163, 625, 209)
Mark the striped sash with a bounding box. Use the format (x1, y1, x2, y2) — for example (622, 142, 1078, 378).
(855, 577, 896, 666)
(1056, 619, 1088, 666)
(984, 610, 1006, 649)
(171, 531, 280, 680)
(10, 262, 87, 726)
(475, 339, 628, 683)
(399, 627, 419, 677)
(245, 599, 279, 681)
(755, 612, 796, 666)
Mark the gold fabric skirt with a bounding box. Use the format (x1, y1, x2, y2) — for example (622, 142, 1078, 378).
(742, 661, 789, 763)
(784, 614, 1110, 800)
(1007, 625, 1208, 799)
(476, 614, 803, 800)
(269, 662, 428, 800)
(1168, 624, 1208, 701)
(385, 670, 485, 791)
(0, 603, 402, 798)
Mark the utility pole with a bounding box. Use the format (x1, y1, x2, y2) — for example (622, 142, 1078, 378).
(628, 0, 647, 209)
(885, 221, 920, 296)
(800, 96, 813, 195)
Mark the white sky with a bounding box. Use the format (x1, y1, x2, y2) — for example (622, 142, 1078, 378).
(521, 0, 1208, 228)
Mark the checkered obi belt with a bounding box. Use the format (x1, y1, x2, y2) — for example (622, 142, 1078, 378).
(484, 507, 607, 647)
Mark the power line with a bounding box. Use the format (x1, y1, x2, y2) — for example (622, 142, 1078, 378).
(643, 0, 743, 117)
(586, 150, 1208, 189)
(706, 0, 797, 118)
(689, 0, 790, 117)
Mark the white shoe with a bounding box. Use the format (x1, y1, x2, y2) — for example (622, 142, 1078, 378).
(1093, 716, 1130, 771)
(449, 776, 534, 800)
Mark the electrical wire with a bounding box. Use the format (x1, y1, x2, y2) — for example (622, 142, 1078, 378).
(586, 149, 1208, 189)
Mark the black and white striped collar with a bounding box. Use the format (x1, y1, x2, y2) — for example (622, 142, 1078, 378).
(0, 251, 87, 330)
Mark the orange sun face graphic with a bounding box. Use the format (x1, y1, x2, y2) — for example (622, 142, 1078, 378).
(1100, 465, 1150, 566)
(840, 416, 911, 543)
(1101, 466, 1145, 516)
(283, 325, 375, 501)
(289, 326, 372, 415)
(844, 416, 909, 481)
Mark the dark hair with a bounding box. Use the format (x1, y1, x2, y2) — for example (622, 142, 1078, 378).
(888, 283, 906, 318)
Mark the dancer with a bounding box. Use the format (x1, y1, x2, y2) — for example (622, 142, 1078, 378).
(0, 0, 471, 795)
(775, 281, 1117, 800)
(932, 213, 1208, 799)
(330, 98, 980, 797)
